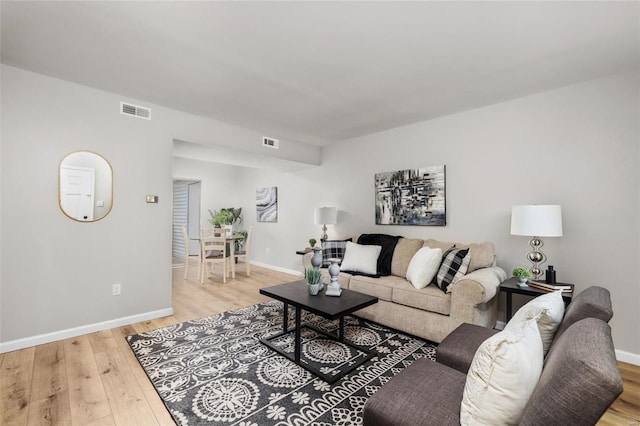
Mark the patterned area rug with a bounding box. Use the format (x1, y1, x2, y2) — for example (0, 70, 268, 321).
(127, 301, 436, 425)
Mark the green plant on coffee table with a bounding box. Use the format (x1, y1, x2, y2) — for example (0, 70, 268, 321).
(306, 268, 322, 285)
(512, 267, 532, 280)
(308, 238, 317, 248)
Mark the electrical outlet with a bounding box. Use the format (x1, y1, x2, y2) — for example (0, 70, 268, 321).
(112, 283, 121, 296)
(266, 247, 270, 254)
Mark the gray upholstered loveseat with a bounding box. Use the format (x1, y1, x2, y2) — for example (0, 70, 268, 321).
(363, 286, 623, 425)
(305, 234, 507, 343)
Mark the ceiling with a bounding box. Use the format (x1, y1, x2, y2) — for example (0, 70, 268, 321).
(2, 1, 639, 147)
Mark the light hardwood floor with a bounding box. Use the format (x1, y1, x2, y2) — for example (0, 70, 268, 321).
(1, 264, 638, 425)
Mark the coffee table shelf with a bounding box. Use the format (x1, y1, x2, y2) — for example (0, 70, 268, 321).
(259, 280, 378, 384)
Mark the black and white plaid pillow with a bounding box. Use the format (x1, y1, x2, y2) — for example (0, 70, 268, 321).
(434, 246, 471, 292)
(321, 238, 352, 267)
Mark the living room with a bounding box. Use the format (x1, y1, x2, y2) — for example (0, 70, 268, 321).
(1, 1, 639, 424)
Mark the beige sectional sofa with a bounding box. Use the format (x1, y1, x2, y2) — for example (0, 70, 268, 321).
(304, 236, 507, 343)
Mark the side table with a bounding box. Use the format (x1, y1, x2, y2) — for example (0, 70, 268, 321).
(500, 277, 574, 322)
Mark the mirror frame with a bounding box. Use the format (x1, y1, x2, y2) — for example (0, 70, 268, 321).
(58, 150, 113, 222)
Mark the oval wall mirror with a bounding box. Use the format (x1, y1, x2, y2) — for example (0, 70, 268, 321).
(59, 151, 113, 222)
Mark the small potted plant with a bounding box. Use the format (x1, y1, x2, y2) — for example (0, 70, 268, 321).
(306, 268, 323, 295)
(308, 238, 317, 249)
(512, 267, 532, 286)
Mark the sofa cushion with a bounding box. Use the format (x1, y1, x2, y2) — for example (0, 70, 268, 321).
(391, 237, 424, 277)
(340, 242, 381, 275)
(320, 238, 351, 267)
(363, 358, 465, 426)
(435, 247, 471, 292)
(392, 280, 451, 315)
(461, 318, 543, 425)
(406, 247, 442, 289)
(357, 234, 401, 276)
(507, 289, 564, 355)
(348, 274, 407, 302)
(425, 239, 495, 273)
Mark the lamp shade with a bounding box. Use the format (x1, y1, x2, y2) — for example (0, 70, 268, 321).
(314, 206, 337, 225)
(511, 205, 563, 237)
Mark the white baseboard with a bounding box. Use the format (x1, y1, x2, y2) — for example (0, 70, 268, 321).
(615, 349, 640, 366)
(250, 260, 303, 277)
(0, 307, 173, 354)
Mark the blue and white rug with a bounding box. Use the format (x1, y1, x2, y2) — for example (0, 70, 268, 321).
(127, 300, 436, 425)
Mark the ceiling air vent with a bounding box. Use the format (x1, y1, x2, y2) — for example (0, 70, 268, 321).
(120, 102, 151, 120)
(262, 136, 279, 149)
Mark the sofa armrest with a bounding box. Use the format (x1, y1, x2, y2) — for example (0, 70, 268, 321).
(449, 266, 507, 304)
(448, 266, 506, 331)
(436, 323, 499, 374)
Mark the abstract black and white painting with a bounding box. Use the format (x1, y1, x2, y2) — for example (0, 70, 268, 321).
(375, 165, 446, 226)
(256, 186, 278, 222)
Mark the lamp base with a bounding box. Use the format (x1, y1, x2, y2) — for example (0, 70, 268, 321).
(526, 236, 546, 280)
(321, 224, 328, 240)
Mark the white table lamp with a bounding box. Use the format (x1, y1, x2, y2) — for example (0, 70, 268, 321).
(314, 206, 337, 240)
(511, 205, 563, 279)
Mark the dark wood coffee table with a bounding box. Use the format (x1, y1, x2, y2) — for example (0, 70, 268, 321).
(260, 280, 378, 383)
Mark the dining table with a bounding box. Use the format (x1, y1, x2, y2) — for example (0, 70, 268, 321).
(200, 231, 244, 279)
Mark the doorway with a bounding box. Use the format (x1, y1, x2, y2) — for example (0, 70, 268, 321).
(172, 180, 201, 266)
(60, 165, 95, 221)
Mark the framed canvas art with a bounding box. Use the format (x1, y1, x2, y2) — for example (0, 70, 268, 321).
(375, 165, 446, 226)
(256, 186, 278, 222)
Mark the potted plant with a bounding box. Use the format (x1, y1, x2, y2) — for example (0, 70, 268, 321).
(308, 238, 317, 250)
(306, 268, 323, 295)
(233, 229, 249, 252)
(208, 207, 245, 250)
(208, 207, 243, 228)
(512, 267, 532, 285)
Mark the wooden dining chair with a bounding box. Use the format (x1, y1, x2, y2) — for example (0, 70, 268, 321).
(234, 225, 253, 276)
(181, 226, 201, 280)
(200, 229, 232, 284)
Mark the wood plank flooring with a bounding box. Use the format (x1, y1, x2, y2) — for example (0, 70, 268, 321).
(1, 263, 638, 425)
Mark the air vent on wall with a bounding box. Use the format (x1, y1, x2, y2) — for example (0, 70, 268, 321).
(262, 136, 279, 149)
(120, 102, 151, 120)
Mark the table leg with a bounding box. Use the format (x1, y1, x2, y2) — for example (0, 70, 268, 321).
(339, 316, 344, 341)
(295, 306, 301, 363)
(230, 241, 236, 278)
(283, 302, 288, 333)
(506, 292, 513, 322)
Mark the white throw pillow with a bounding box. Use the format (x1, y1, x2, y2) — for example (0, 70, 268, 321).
(460, 319, 543, 426)
(339, 242, 381, 275)
(406, 247, 443, 289)
(506, 289, 564, 355)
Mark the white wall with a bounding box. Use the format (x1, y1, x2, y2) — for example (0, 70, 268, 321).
(239, 72, 640, 358)
(1, 66, 174, 343)
(2, 65, 637, 360)
(0, 65, 320, 349)
(173, 157, 241, 228)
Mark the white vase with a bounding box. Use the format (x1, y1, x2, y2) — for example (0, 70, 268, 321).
(311, 247, 323, 269)
(308, 283, 321, 295)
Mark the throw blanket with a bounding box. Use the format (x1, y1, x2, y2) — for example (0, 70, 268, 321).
(357, 233, 401, 276)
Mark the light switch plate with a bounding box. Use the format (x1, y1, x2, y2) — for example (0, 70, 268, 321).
(146, 195, 159, 203)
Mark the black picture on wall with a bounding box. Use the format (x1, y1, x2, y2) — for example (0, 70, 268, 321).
(375, 165, 446, 226)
